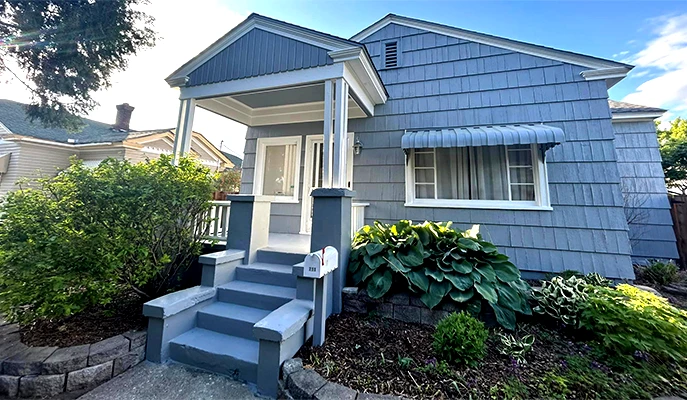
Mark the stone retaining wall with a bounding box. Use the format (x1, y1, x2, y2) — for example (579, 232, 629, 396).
(342, 287, 454, 326)
(280, 358, 400, 400)
(0, 330, 146, 398)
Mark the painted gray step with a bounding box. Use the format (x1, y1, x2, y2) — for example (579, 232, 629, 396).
(256, 248, 308, 266)
(236, 263, 296, 288)
(197, 302, 270, 339)
(217, 280, 296, 310)
(169, 328, 258, 383)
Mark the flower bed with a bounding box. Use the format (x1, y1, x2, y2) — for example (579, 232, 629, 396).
(296, 313, 687, 399)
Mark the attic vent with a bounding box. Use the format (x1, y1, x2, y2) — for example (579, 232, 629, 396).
(384, 41, 398, 68)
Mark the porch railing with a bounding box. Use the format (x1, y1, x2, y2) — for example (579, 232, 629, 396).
(202, 200, 369, 243)
(201, 200, 232, 242)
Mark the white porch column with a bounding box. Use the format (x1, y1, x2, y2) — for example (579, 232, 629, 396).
(332, 78, 349, 188)
(322, 80, 334, 188)
(172, 98, 196, 165)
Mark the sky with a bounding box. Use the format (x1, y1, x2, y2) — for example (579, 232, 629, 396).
(3, 0, 687, 157)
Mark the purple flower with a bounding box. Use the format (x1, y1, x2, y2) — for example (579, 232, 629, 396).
(424, 358, 437, 367)
(582, 344, 592, 353)
(560, 359, 568, 370)
(590, 361, 601, 370)
(633, 350, 649, 362)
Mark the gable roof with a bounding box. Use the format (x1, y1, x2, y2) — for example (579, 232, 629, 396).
(166, 13, 367, 87)
(351, 14, 633, 86)
(608, 100, 666, 114)
(221, 151, 243, 169)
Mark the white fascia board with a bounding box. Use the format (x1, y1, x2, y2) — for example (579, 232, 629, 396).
(5, 136, 114, 148)
(179, 63, 345, 100)
(580, 67, 632, 88)
(166, 16, 352, 87)
(330, 48, 387, 108)
(611, 112, 664, 122)
(352, 15, 631, 71)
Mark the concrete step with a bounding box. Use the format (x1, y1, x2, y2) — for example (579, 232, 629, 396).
(218, 280, 296, 310)
(169, 328, 258, 383)
(197, 302, 270, 339)
(236, 262, 296, 288)
(256, 248, 308, 266)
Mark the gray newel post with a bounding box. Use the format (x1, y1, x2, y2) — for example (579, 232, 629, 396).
(309, 188, 355, 314)
(226, 195, 272, 264)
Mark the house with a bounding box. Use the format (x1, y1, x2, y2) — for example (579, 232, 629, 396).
(0, 99, 233, 196)
(143, 13, 678, 397)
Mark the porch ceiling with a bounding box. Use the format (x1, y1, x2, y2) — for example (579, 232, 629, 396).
(196, 82, 367, 127)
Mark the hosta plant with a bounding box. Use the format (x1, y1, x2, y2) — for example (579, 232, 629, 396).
(532, 275, 589, 326)
(348, 220, 531, 329)
(496, 331, 535, 364)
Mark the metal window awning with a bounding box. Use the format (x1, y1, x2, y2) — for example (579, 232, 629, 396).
(401, 124, 565, 150)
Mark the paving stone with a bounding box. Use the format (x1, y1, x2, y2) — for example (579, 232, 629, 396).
(342, 287, 359, 295)
(357, 392, 402, 400)
(314, 381, 357, 400)
(387, 293, 409, 305)
(18, 374, 65, 398)
(113, 346, 145, 377)
(282, 358, 303, 379)
(122, 331, 147, 350)
(2, 346, 57, 376)
(368, 303, 393, 319)
(0, 375, 19, 397)
(393, 305, 421, 324)
(66, 361, 113, 392)
(42, 345, 89, 374)
(420, 308, 449, 326)
(88, 335, 129, 366)
(287, 369, 327, 399)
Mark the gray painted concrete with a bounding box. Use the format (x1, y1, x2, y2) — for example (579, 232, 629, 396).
(226, 195, 273, 264)
(77, 362, 257, 400)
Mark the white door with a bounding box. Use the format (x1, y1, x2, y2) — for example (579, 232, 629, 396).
(300, 134, 354, 234)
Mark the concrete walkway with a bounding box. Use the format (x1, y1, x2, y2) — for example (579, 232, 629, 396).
(78, 362, 258, 400)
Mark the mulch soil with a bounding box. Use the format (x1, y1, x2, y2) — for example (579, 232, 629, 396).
(20, 292, 147, 347)
(295, 313, 682, 400)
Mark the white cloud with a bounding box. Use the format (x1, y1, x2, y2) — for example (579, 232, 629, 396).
(1, 0, 248, 155)
(622, 14, 687, 117)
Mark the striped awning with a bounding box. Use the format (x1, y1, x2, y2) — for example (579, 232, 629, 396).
(401, 124, 565, 149)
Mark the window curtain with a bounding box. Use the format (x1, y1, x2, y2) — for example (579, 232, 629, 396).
(435, 147, 509, 200)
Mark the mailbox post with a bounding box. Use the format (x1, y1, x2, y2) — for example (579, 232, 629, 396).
(295, 246, 338, 346)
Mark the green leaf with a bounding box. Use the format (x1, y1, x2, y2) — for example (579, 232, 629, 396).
(365, 243, 385, 257)
(490, 302, 516, 330)
(367, 270, 393, 299)
(445, 273, 474, 291)
(449, 288, 474, 303)
(466, 299, 482, 317)
(493, 262, 521, 282)
(425, 268, 445, 282)
(451, 259, 473, 274)
(496, 283, 524, 312)
(474, 281, 498, 303)
(458, 237, 481, 251)
(475, 264, 496, 282)
(407, 270, 430, 293)
(361, 265, 376, 281)
(385, 254, 411, 273)
(416, 226, 431, 246)
(397, 246, 424, 267)
(421, 280, 452, 309)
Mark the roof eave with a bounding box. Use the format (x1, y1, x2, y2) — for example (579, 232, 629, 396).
(611, 111, 665, 122)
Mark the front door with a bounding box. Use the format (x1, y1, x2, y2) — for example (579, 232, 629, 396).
(300, 134, 354, 234)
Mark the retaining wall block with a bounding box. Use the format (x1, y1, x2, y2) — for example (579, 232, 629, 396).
(3, 347, 57, 376)
(393, 305, 422, 324)
(313, 382, 357, 400)
(287, 369, 327, 399)
(18, 374, 64, 398)
(0, 375, 19, 397)
(66, 361, 113, 392)
(122, 331, 147, 350)
(41, 344, 89, 374)
(88, 336, 129, 366)
(113, 345, 145, 376)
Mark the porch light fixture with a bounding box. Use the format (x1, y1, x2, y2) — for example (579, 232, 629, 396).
(353, 139, 363, 155)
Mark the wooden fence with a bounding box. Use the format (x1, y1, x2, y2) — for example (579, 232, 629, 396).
(669, 195, 687, 268)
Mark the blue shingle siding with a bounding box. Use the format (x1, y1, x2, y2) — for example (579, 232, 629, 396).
(347, 23, 634, 279)
(612, 120, 678, 262)
(187, 28, 333, 87)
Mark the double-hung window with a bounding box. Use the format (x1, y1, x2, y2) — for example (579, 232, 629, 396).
(407, 144, 551, 210)
(254, 136, 302, 203)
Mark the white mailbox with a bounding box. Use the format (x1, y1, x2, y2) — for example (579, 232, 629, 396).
(303, 246, 339, 279)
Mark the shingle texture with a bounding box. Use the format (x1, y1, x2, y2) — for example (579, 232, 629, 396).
(608, 100, 665, 114)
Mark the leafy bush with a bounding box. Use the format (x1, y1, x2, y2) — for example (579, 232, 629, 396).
(496, 332, 535, 364)
(635, 260, 679, 286)
(0, 155, 216, 323)
(582, 272, 612, 287)
(532, 275, 589, 326)
(433, 312, 488, 366)
(349, 220, 531, 329)
(579, 284, 687, 361)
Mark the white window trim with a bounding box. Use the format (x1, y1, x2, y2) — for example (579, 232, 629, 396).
(254, 135, 302, 204)
(404, 144, 552, 211)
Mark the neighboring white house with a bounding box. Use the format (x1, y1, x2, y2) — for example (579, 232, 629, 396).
(0, 100, 235, 196)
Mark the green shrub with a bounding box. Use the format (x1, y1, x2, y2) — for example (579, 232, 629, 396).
(579, 284, 687, 361)
(532, 275, 589, 326)
(635, 260, 679, 286)
(582, 272, 613, 287)
(0, 155, 216, 323)
(349, 220, 531, 329)
(433, 312, 488, 366)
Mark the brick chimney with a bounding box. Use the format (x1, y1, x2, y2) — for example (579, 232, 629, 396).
(113, 103, 135, 131)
